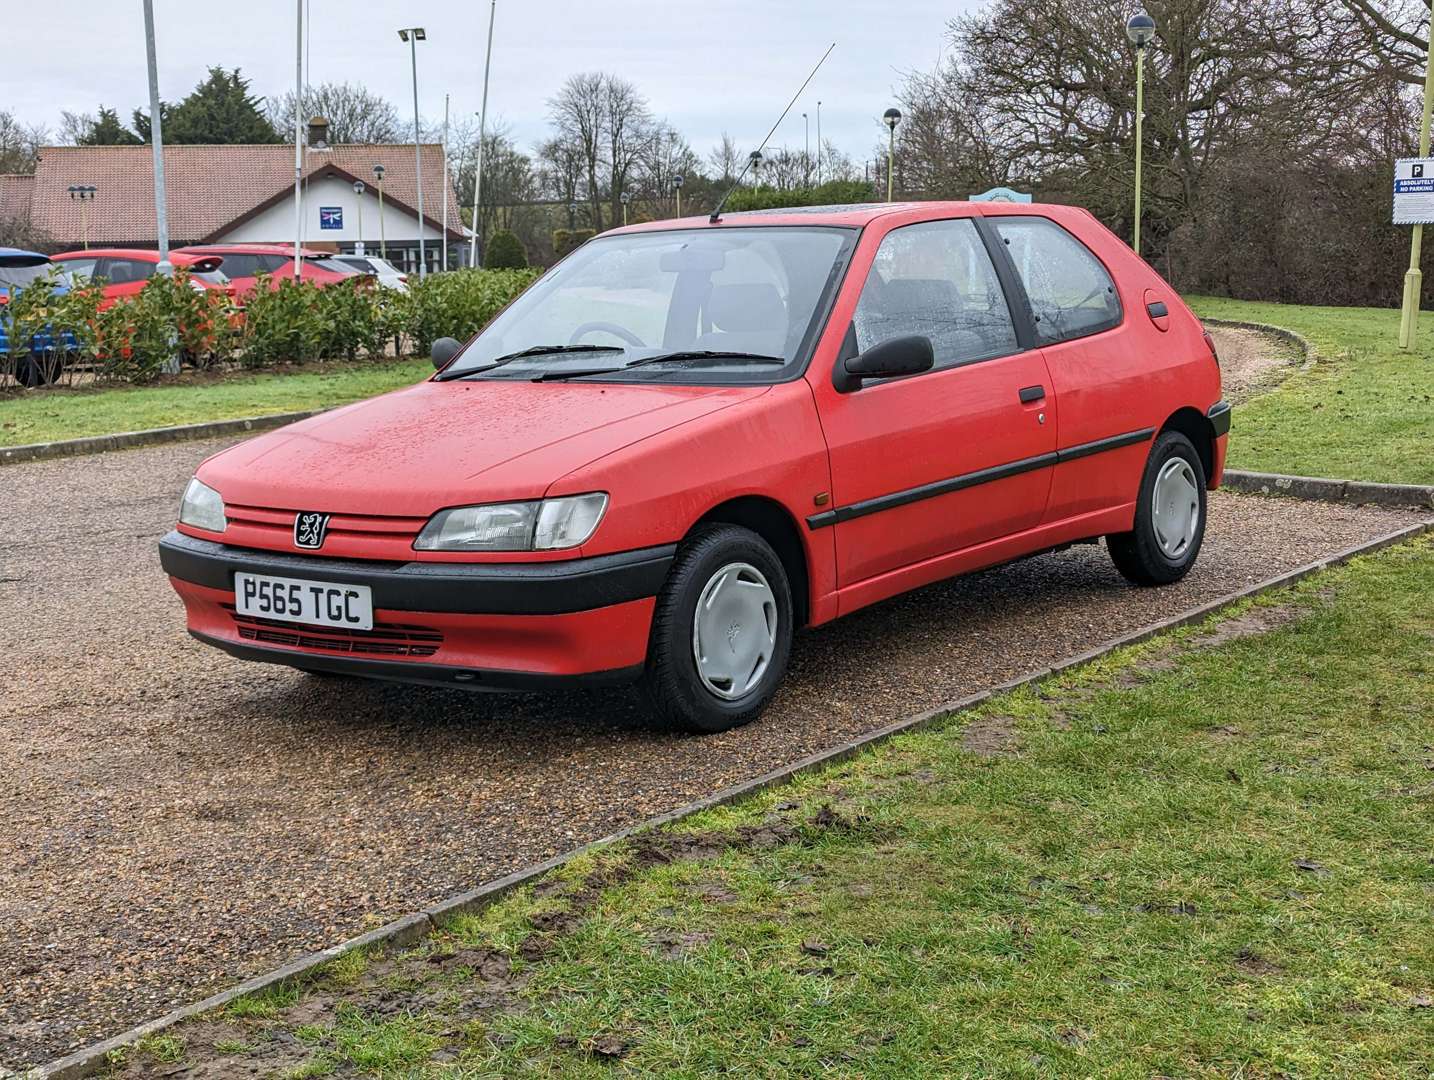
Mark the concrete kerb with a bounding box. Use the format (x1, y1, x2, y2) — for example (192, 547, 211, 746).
(0, 410, 326, 467)
(28, 514, 1433, 1080)
(1223, 470, 1434, 511)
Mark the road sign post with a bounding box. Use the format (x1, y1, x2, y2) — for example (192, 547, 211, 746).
(1398, 34, 1434, 350)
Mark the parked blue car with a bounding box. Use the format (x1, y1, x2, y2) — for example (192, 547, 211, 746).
(1, 247, 78, 386)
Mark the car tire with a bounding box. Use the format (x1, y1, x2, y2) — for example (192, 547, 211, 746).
(1107, 430, 1208, 586)
(638, 524, 794, 734)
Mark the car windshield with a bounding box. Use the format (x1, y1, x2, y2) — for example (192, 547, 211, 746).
(0, 260, 61, 289)
(441, 226, 855, 383)
(310, 257, 362, 275)
(192, 269, 230, 285)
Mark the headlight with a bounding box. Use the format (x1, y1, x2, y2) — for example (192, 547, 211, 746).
(414, 493, 608, 552)
(179, 477, 227, 532)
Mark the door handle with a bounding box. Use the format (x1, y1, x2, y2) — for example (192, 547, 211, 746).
(1018, 385, 1046, 404)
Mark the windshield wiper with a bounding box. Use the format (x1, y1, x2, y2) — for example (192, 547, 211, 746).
(624, 350, 786, 369)
(531, 350, 787, 383)
(436, 344, 623, 381)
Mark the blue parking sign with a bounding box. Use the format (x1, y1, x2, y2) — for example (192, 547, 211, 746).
(319, 206, 343, 230)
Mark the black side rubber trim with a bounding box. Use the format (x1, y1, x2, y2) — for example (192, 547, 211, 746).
(190, 630, 645, 691)
(807, 427, 1156, 529)
(159, 531, 676, 616)
(1207, 400, 1232, 437)
(1053, 426, 1157, 465)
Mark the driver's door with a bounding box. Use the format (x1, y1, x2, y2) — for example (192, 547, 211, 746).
(808, 217, 1057, 590)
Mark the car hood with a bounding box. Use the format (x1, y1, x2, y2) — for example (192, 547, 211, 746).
(199, 377, 768, 516)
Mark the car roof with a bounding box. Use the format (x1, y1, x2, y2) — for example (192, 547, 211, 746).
(53, 248, 211, 266)
(176, 243, 329, 257)
(0, 247, 51, 265)
(605, 200, 1082, 236)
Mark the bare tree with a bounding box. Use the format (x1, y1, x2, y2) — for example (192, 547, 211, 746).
(1337, 0, 1430, 82)
(548, 73, 609, 229)
(0, 111, 48, 174)
(708, 132, 743, 184)
(267, 82, 403, 143)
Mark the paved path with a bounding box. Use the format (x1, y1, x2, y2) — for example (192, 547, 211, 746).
(0, 437, 1425, 1068)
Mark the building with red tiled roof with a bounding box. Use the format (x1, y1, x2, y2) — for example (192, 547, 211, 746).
(0, 140, 466, 273)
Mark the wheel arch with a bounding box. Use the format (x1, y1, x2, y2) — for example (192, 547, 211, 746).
(691, 496, 811, 628)
(1158, 406, 1216, 487)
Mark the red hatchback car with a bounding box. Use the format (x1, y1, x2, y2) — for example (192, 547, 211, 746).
(172, 244, 363, 301)
(160, 202, 1228, 733)
(51, 249, 233, 308)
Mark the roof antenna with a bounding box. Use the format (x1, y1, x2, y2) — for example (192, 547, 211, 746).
(709, 42, 836, 224)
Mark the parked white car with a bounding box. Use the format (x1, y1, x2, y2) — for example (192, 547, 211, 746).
(336, 254, 409, 292)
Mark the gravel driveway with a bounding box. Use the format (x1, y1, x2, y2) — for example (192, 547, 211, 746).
(0, 436, 1425, 1069)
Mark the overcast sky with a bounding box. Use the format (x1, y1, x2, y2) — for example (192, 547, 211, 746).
(11, 0, 978, 167)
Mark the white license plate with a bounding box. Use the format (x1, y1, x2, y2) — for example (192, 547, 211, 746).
(234, 572, 374, 631)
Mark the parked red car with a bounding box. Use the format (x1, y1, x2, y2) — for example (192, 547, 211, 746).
(172, 244, 364, 301)
(160, 202, 1228, 733)
(51, 249, 233, 309)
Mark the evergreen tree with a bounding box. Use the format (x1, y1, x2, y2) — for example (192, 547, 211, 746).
(134, 68, 280, 145)
(77, 107, 142, 146)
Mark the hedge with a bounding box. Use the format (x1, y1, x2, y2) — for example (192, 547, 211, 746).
(484, 230, 528, 269)
(0, 266, 540, 388)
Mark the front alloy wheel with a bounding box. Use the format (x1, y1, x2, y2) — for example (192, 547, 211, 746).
(640, 525, 793, 733)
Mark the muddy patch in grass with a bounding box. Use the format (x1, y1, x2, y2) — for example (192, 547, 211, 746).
(962, 715, 1018, 757)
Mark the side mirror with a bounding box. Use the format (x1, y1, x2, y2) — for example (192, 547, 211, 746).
(431, 336, 463, 370)
(833, 334, 934, 393)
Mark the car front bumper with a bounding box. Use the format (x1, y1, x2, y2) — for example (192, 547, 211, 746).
(159, 531, 673, 690)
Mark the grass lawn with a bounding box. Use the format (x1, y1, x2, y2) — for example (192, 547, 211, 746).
(1189, 296, 1434, 485)
(0, 357, 432, 448)
(111, 537, 1434, 1079)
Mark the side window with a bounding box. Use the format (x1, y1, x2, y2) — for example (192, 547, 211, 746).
(260, 254, 291, 274)
(60, 257, 98, 280)
(217, 254, 259, 278)
(853, 219, 1018, 370)
(104, 259, 150, 286)
(993, 217, 1122, 345)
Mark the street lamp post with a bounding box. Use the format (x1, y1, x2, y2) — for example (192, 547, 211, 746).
(1126, 12, 1156, 258)
(621, 190, 631, 227)
(68, 186, 97, 250)
(816, 100, 822, 185)
(673, 174, 684, 218)
(470, 0, 498, 269)
(803, 112, 810, 188)
(141, 0, 171, 276)
(883, 108, 902, 202)
(374, 164, 387, 260)
(398, 27, 427, 279)
(352, 180, 366, 255)
(749, 150, 762, 189)
(568, 201, 577, 230)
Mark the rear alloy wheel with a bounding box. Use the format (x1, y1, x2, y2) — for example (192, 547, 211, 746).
(1107, 430, 1208, 585)
(639, 525, 793, 734)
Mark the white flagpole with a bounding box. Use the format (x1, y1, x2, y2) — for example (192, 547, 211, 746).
(292, 0, 303, 278)
(469, 0, 496, 268)
(441, 93, 450, 272)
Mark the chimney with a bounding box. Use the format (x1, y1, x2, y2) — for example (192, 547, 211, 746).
(307, 116, 330, 151)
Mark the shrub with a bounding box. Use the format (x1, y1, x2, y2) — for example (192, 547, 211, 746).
(551, 229, 596, 258)
(483, 230, 528, 269)
(725, 179, 876, 212)
(398, 267, 540, 354)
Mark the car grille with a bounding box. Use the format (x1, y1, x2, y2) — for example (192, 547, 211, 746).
(225, 607, 443, 658)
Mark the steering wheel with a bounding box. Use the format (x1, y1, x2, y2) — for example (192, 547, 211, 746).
(568, 321, 646, 348)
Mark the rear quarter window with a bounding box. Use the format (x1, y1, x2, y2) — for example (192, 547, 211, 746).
(993, 217, 1122, 345)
